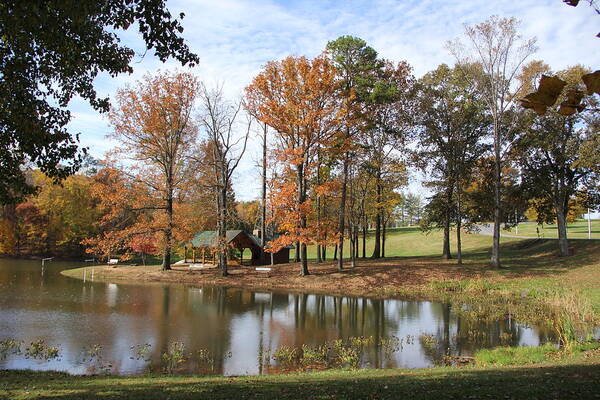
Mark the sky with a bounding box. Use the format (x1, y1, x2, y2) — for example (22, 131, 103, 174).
(67, 0, 600, 203)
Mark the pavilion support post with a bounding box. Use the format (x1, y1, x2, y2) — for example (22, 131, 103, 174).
(202, 249, 205, 265)
(192, 248, 196, 263)
(183, 246, 187, 263)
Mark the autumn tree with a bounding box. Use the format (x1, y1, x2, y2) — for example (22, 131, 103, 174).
(0, 170, 100, 257)
(196, 84, 250, 276)
(234, 201, 260, 232)
(514, 65, 600, 256)
(83, 166, 151, 260)
(461, 158, 526, 230)
(14, 203, 49, 255)
(108, 71, 199, 270)
(448, 16, 537, 268)
(245, 55, 338, 276)
(326, 36, 382, 270)
(414, 64, 490, 262)
(130, 234, 159, 266)
(0, 1, 198, 204)
(362, 61, 414, 258)
(31, 171, 100, 256)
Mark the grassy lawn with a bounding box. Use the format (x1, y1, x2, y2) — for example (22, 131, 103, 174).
(291, 225, 525, 260)
(2, 346, 599, 400)
(503, 219, 600, 239)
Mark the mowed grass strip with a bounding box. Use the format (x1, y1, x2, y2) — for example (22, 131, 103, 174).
(2, 348, 599, 400)
(290, 226, 524, 260)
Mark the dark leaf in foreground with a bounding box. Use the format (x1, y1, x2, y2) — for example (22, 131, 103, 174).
(581, 70, 600, 95)
(557, 89, 586, 116)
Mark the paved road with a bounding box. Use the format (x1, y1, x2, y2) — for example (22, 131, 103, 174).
(475, 223, 600, 241)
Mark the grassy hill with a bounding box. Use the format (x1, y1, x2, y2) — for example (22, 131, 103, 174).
(290, 221, 599, 261)
(503, 219, 600, 239)
(290, 226, 522, 260)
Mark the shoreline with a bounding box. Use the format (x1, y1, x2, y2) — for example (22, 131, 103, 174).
(60, 256, 499, 301)
(60, 239, 600, 325)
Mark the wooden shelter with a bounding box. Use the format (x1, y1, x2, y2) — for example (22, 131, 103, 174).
(184, 230, 289, 265)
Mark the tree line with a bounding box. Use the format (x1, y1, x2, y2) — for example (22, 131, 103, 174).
(0, 16, 598, 274)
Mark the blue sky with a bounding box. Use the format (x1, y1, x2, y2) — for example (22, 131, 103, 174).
(67, 0, 600, 202)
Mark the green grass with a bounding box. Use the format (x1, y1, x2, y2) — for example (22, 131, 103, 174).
(2, 347, 599, 400)
(474, 344, 561, 366)
(503, 219, 600, 239)
(291, 226, 524, 260)
(474, 342, 600, 367)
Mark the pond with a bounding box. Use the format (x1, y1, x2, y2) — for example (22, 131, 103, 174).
(0, 258, 557, 375)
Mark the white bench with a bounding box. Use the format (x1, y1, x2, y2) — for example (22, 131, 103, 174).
(255, 267, 272, 276)
(107, 259, 119, 265)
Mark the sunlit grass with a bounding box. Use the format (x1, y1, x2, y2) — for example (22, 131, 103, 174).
(503, 219, 600, 239)
(2, 348, 600, 400)
(291, 226, 524, 260)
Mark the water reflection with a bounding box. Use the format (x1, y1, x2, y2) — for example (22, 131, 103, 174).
(0, 259, 556, 375)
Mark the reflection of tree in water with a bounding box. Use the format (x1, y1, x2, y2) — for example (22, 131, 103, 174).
(148, 286, 304, 375)
(419, 303, 557, 366)
(0, 260, 563, 375)
(278, 294, 405, 369)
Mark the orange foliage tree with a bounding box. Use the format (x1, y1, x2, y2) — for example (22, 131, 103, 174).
(107, 71, 199, 270)
(245, 55, 339, 275)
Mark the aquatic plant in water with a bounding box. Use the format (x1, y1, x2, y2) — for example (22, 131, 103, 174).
(272, 345, 300, 368)
(24, 340, 60, 361)
(161, 341, 187, 374)
(130, 343, 152, 361)
(0, 339, 22, 360)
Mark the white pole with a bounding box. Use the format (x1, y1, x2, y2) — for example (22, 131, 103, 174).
(41, 257, 53, 276)
(588, 208, 592, 240)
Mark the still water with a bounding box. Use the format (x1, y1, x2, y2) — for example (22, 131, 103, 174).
(0, 258, 555, 375)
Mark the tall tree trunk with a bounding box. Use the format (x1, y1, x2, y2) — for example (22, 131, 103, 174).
(382, 220, 386, 258)
(362, 222, 366, 258)
(218, 182, 228, 276)
(443, 221, 451, 260)
(350, 226, 356, 268)
(322, 245, 327, 261)
(298, 163, 309, 276)
(355, 227, 359, 259)
(162, 184, 173, 271)
(260, 123, 267, 264)
(333, 244, 338, 260)
(300, 242, 308, 275)
(555, 200, 569, 257)
(371, 171, 382, 258)
(491, 123, 502, 268)
(442, 186, 452, 260)
(456, 181, 462, 265)
(337, 156, 349, 270)
(456, 211, 462, 265)
(316, 152, 323, 263)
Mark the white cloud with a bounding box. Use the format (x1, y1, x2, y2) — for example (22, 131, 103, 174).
(69, 0, 600, 200)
